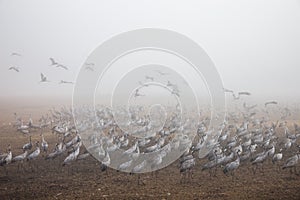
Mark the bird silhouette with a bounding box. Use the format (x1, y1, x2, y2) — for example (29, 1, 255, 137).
(40, 73, 50, 83)
(265, 101, 278, 107)
(8, 67, 20, 72)
(49, 58, 68, 70)
(59, 80, 74, 84)
(155, 70, 169, 76)
(11, 52, 22, 57)
(85, 66, 94, 71)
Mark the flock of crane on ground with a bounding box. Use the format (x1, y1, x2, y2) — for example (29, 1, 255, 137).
(0, 93, 300, 183)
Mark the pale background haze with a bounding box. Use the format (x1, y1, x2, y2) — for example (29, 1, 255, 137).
(0, 0, 300, 108)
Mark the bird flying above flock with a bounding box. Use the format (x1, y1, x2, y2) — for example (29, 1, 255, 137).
(84, 63, 95, 71)
(8, 67, 20, 72)
(85, 62, 95, 66)
(85, 66, 94, 71)
(265, 101, 278, 107)
(155, 70, 169, 76)
(145, 76, 154, 81)
(8, 54, 74, 83)
(134, 89, 145, 98)
(59, 80, 74, 84)
(10, 52, 22, 57)
(223, 88, 251, 100)
(49, 57, 68, 70)
(40, 73, 50, 83)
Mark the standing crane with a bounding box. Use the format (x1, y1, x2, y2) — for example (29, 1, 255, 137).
(0, 145, 12, 175)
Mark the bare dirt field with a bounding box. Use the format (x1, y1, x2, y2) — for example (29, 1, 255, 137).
(0, 105, 300, 200)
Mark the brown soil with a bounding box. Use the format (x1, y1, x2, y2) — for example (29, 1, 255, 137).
(0, 105, 300, 200)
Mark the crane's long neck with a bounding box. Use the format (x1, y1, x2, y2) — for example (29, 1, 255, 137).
(236, 154, 240, 163)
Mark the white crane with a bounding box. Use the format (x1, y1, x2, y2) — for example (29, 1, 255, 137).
(167, 80, 175, 87)
(85, 62, 95, 66)
(131, 160, 147, 185)
(118, 159, 133, 171)
(77, 152, 90, 160)
(265, 101, 278, 107)
(8, 66, 20, 72)
(40, 73, 50, 83)
(251, 151, 268, 174)
(272, 149, 283, 164)
(0, 145, 12, 175)
(49, 57, 68, 70)
(133, 89, 145, 98)
(41, 133, 48, 153)
(56, 64, 68, 70)
(123, 141, 138, 155)
(223, 88, 251, 100)
(84, 63, 95, 71)
(100, 151, 111, 173)
(11, 52, 22, 56)
(155, 70, 169, 76)
(223, 150, 241, 179)
(59, 80, 74, 84)
(45, 142, 66, 160)
(12, 151, 28, 162)
(17, 120, 30, 131)
(179, 154, 195, 183)
(272, 148, 283, 171)
(22, 136, 32, 151)
(85, 66, 94, 71)
(145, 75, 154, 81)
(132, 160, 147, 173)
(63, 146, 80, 166)
(27, 141, 40, 172)
(282, 150, 299, 174)
(12, 150, 28, 172)
(27, 141, 40, 160)
(145, 143, 159, 153)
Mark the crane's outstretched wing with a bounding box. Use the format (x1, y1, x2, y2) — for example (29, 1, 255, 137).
(223, 88, 234, 93)
(238, 91, 251, 96)
(57, 64, 68, 70)
(49, 57, 57, 65)
(265, 101, 278, 107)
(11, 52, 22, 56)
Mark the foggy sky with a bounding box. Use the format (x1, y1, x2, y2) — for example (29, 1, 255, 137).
(0, 0, 300, 105)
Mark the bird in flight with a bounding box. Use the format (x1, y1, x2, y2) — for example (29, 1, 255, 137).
(134, 89, 145, 98)
(238, 91, 251, 96)
(85, 62, 95, 66)
(49, 58, 68, 70)
(84, 62, 95, 71)
(243, 102, 257, 110)
(56, 64, 68, 70)
(59, 80, 74, 84)
(223, 88, 251, 100)
(167, 80, 175, 87)
(49, 57, 58, 65)
(85, 66, 94, 71)
(145, 76, 154, 81)
(171, 89, 180, 97)
(171, 85, 180, 97)
(265, 101, 278, 107)
(10, 52, 22, 57)
(40, 73, 50, 83)
(8, 66, 20, 72)
(155, 70, 169, 76)
(138, 81, 149, 87)
(223, 88, 234, 93)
